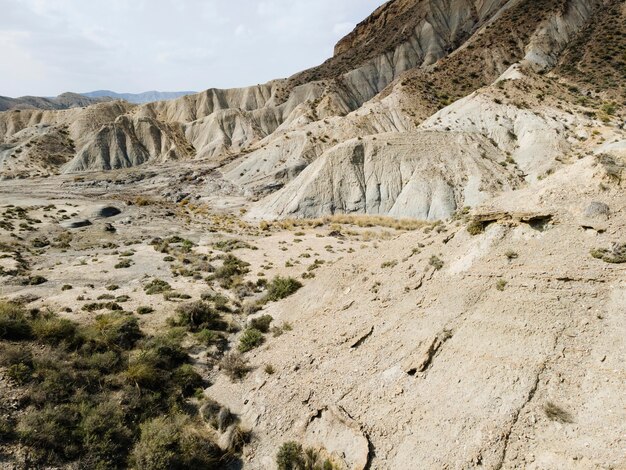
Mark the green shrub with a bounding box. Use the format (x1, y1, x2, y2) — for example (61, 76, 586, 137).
(173, 364, 204, 397)
(7, 363, 32, 384)
(0, 302, 32, 340)
(238, 328, 264, 353)
(131, 414, 223, 470)
(78, 400, 133, 468)
(26, 275, 48, 285)
(250, 315, 273, 333)
(265, 276, 302, 302)
(276, 441, 305, 470)
(170, 302, 228, 332)
(32, 315, 78, 346)
(137, 306, 155, 315)
(195, 329, 223, 346)
(212, 255, 250, 288)
(163, 291, 192, 301)
(0, 416, 15, 440)
(17, 404, 82, 460)
(276, 441, 334, 470)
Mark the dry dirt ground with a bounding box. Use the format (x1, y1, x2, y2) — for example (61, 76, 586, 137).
(1, 155, 625, 469)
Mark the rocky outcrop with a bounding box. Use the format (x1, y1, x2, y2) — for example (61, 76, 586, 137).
(250, 131, 522, 220)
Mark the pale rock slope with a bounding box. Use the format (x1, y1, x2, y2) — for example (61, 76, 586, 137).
(211, 154, 626, 469)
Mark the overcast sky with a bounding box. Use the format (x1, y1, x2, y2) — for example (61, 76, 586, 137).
(0, 0, 386, 98)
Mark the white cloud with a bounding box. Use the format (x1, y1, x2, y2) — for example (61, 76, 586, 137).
(0, 0, 385, 97)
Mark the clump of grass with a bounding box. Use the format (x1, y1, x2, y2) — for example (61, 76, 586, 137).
(163, 291, 192, 301)
(82, 302, 123, 313)
(210, 254, 250, 289)
(238, 328, 264, 353)
(130, 414, 222, 469)
(496, 280, 508, 291)
(105, 284, 119, 291)
(61, 284, 73, 291)
(24, 275, 47, 286)
(264, 364, 275, 375)
(505, 250, 519, 260)
(543, 402, 573, 424)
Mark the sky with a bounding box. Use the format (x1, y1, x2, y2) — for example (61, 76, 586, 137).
(0, 0, 386, 98)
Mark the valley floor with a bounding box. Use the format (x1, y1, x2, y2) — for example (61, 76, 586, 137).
(0, 160, 624, 469)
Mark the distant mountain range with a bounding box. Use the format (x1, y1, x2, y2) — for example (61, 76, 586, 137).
(0, 92, 110, 112)
(80, 90, 197, 104)
(0, 90, 197, 111)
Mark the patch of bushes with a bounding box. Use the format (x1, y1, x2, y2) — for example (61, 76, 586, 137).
(211, 254, 250, 288)
(144, 279, 172, 295)
(131, 414, 223, 469)
(265, 276, 302, 302)
(82, 302, 123, 312)
(214, 239, 255, 252)
(169, 301, 228, 332)
(276, 441, 334, 470)
(114, 259, 133, 269)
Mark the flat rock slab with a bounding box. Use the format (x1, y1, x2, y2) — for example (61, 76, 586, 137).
(61, 219, 92, 229)
(91, 205, 122, 218)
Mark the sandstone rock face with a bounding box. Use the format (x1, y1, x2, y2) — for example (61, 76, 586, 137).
(250, 132, 521, 220)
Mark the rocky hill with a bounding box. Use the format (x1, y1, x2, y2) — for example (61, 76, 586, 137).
(0, 1, 625, 469)
(0, 92, 110, 112)
(0, 0, 624, 223)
